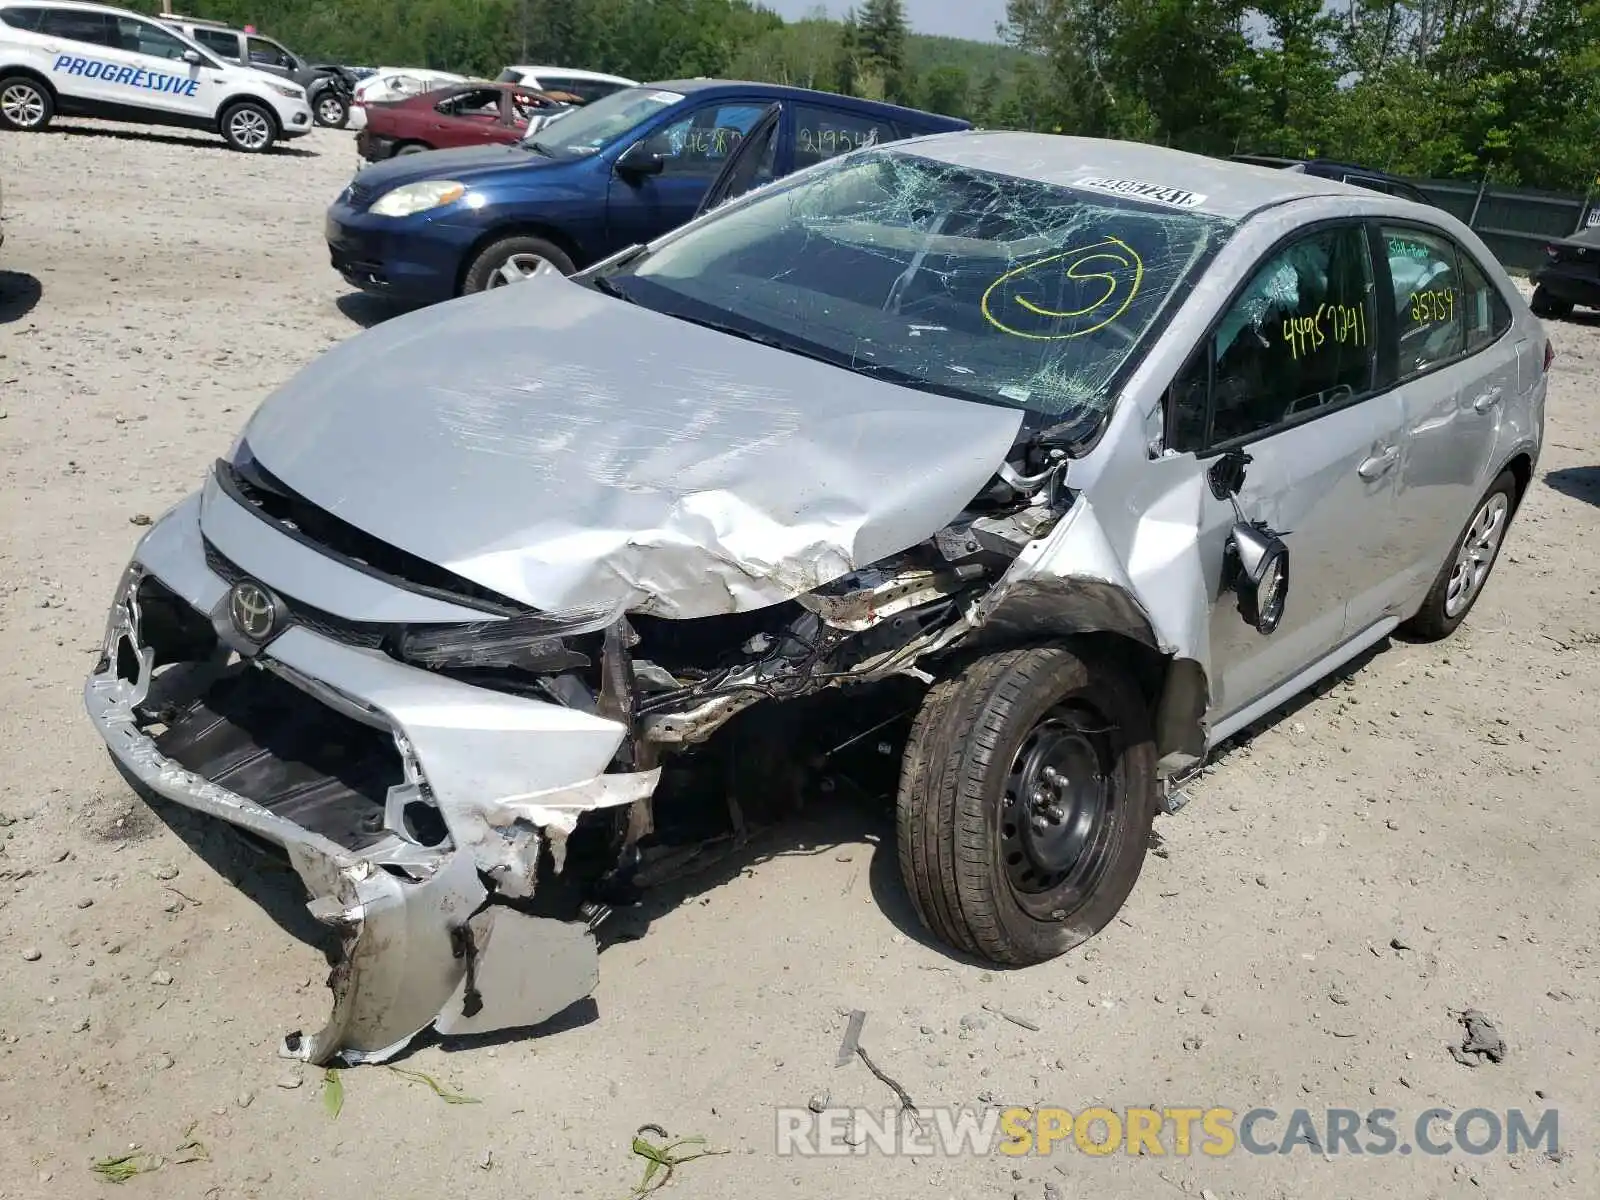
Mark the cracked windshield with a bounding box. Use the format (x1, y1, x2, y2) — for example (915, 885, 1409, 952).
(604, 149, 1236, 422)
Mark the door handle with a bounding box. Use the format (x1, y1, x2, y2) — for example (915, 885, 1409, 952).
(1358, 445, 1399, 480)
(1473, 386, 1503, 413)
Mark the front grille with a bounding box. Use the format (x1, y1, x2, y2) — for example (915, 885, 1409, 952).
(216, 451, 525, 616)
(204, 539, 390, 650)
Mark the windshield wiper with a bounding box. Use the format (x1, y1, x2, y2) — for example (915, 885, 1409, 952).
(523, 140, 555, 156)
(589, 275, 637, 303)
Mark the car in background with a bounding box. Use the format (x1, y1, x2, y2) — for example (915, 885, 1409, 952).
(158, 14, 352, 127)
(97, 136, 1548, 1064)
(347, 67, 467, 130)
(1530, 226, 1600, 318)
(1230, 155, 1432, 204)
(326, 78, 970, 302)
(356, 81, 577, 162)
(495, 64, 635, 102)
(0, 0, 312, 151)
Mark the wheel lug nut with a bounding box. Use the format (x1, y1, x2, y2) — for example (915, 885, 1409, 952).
(1047, 806, 1065, 822)
(1031, 788, 1047, 806)
(1031, 817, 1048, 834)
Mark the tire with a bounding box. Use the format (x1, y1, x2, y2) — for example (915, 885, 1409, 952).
(1530, 285, 1574, 320)
(1403, 470, 1518, 642)
(313, 91, 349, 128)
(0, 75, 53, 132)
(394, 141, 429, 155)
(220, 101, 276, 153)
(461, 235, 577, 294)
(896, 644, 1157, 966)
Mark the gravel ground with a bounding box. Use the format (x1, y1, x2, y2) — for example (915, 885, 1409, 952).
(1, 120, 1597, 1200)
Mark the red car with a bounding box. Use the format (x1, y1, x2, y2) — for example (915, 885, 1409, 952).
(355, 82, 577, 161)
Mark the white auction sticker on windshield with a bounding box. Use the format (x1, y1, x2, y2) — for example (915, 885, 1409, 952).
(1073, 176, 1207, 209)
(647, 90, 684, 104)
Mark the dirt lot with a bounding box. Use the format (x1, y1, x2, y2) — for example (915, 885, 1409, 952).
(0, 119, 1596, 1200)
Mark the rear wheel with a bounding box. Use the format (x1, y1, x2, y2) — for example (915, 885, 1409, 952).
(220, 101, 276, 152)
(461, 235, 576, 294)
(314, 91, 349, 128)
(0, 75, 53, 131)
(1403, 470, 1517, 641)
(896, 645, 1157, 965)
(1531, 285, 1574, 319)
(394, 141, 429, 155)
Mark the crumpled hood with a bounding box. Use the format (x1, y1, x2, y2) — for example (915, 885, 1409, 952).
(238, 276, 1025, 620)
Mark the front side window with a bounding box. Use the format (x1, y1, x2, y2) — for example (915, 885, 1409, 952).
(1383, 226, 1464, 378)
(1199, 225, 1378, 447)
(522, 85, 683, 156)
(191, 27, 239, 58)
(38, 7, 115, 46)
(650, 102, 768, 176)
(247, 36, 293, 70)
(792, 103, 893, 170)
(116, 17, 191, 61)
(602, 150, 1235, 426)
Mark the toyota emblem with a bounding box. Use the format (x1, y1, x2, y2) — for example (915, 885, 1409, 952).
(228, 579, 278, 641)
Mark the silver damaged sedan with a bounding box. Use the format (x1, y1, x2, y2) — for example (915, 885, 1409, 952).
(85, 133, 1548, 1064)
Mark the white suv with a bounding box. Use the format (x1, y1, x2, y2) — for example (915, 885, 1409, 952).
(0, 0, 311, 151)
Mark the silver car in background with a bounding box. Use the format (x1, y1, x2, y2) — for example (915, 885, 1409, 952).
(84, 134, 1548, 1065)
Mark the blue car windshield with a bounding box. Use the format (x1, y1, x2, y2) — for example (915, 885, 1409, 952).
(522, 86, 685, 157)
(605, 149, 1237, 420)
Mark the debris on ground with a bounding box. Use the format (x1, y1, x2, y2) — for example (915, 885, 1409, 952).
(628, 1124, 729, 1197)
(322, 1068, 344, 1118)
(834, 1011, 918, 1113)
(1449, 1009, 1507, 1066)
(982, 1001, 1041, 1031)
(807, 1091, 830, 1113)
(386, 1065, 480, 1104)
(91, 1153, 160, 1184)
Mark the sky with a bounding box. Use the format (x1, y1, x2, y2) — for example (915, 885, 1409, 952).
(761, 0, 1011, 43)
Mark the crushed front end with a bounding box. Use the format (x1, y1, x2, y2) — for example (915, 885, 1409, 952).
(84, 482, 659, 1065)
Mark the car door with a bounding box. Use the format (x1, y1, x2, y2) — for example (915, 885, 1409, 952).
(1166, 221, 1409, 720)
(426, 85, 506, 145)
(34, 5, 123, 109)
(605, 99, 771, 252)
(693, 101, 780, 219)
(1378, 224, 1521, 592)
(110, 15, 216, 121)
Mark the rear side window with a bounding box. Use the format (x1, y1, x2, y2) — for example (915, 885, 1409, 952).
(540, 76, 627, 104)
(38, 7, 116, 45)
(0, 6, 44, 31)
(1382, 226, 1465, 378)
(1458, 251, 1512, 352)
(792, 103, 893, 169)
(191, 27, 239, 58)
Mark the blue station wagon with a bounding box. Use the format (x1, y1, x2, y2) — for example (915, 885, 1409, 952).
(325, 78, 970, 304)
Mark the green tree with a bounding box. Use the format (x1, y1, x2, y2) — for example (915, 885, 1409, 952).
(919, 64, 971, 117)
(855, 0, 911, 102)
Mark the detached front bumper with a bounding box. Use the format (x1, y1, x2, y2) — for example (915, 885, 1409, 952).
(84, 492, 657, 1064)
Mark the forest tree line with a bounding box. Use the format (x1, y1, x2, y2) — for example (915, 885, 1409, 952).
(128, 0, 1600, 189)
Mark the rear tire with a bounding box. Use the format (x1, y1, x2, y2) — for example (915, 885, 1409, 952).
(1530, 285, 1574, 319)
(1402, 470, 1518, 642)
(394, 141, 429, 155)
(220, 101, 276, 153)
(0, 75, 53, 131)
(896, 644, 1157, 966)
(461, 235, 576, 294)
(314, 91, 349, 128)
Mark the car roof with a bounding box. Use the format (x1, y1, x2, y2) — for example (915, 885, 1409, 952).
(1, 0, 156, 13)
(645, 78, 970, 127)
(900, 132, 1397, 220)
(505, 66, 637, 84)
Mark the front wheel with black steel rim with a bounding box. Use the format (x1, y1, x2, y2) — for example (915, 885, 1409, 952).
(0, 76, 53, 131)
(461, 234, 577, 294)
(220, 101, 276, 153)
(314, 91, 349, 128)
(897, 644, 1157, 966)
(1403, 469, 1517, 642)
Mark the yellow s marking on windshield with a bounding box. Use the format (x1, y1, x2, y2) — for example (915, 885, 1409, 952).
(981, 237, 1145, 340)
